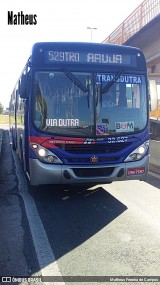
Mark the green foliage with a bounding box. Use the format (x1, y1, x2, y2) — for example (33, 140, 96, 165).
(0, 102, 4, 114)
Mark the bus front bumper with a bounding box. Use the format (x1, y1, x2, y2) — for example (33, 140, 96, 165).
(29, 156, 149, 186)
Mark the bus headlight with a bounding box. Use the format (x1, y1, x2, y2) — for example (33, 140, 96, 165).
(30, 143, 63, 164)
(38, 148, 46, 157)
(124, 141, 149, 162)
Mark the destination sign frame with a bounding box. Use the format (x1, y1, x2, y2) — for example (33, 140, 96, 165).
(45, 50, 137, 66)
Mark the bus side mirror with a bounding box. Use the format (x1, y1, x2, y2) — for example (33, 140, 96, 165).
(20, 74, 27, 99)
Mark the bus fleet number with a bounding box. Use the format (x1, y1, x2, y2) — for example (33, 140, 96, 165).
(108, 137, 128, 143)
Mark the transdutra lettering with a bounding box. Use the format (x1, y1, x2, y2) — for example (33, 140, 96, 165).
(97, 74, 142, 84)
(87, 53, 122, 64)
(46, 119, 79, 127)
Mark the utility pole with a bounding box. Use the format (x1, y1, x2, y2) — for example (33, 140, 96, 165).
(87, 27, 97, 42)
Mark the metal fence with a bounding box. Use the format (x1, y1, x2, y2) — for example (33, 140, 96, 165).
(103, 0, 160, 45)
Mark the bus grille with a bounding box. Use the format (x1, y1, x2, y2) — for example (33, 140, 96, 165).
(66, 157, 119, 163)
(55, 142, 131, 154)
(72, 167, 114, 177)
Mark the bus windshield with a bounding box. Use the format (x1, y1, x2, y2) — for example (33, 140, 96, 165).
(33, 71, 147, 137)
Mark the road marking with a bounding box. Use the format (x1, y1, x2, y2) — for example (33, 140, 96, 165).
(12, 147, 65, 285)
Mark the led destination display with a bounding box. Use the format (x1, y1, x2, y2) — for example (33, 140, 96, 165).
(45, 50, 137, 66)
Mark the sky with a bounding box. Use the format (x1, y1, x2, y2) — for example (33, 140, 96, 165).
(0, 0, 144, 109)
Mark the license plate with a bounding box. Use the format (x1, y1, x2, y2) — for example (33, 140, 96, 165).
(127, 167, 145, 176)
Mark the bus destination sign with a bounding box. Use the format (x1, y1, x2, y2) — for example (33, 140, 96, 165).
(45, 50, 137, 66)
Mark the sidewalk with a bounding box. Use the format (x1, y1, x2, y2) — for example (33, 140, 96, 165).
(0, 130, 37, 284)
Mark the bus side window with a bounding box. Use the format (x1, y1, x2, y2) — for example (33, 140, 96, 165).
(34, 111, 41, 128)
(35, 93, 47, 129)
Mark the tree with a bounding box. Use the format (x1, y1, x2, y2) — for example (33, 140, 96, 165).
(0, 102, 4, 114)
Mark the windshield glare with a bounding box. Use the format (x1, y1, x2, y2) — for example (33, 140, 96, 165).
(33, 71, 147, 137)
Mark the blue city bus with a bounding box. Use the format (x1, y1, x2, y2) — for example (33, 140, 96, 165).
(9, 42, 149, 186)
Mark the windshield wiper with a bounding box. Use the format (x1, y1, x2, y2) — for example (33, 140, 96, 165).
(64, 69, 91, 108)
(64, 69, 88, 93)
(102, 69, 125, 94)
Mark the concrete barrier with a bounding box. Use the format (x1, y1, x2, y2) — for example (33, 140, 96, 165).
(150, 119, 160, 140)
(150, 140, 160, 167)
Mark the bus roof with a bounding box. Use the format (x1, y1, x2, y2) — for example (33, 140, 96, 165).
(31, 41, 142, 53)
(29, 42, 146, 71)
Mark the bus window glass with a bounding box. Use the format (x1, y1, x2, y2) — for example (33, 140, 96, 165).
(96, 74, 147, 135)
(33, 72, 94, 136)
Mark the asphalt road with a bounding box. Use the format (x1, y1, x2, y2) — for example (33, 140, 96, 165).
(0, 130, 160, 285)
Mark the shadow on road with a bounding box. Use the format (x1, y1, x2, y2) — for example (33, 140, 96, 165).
(30, 183, 127, 260)
(0, 129, 128, 280)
